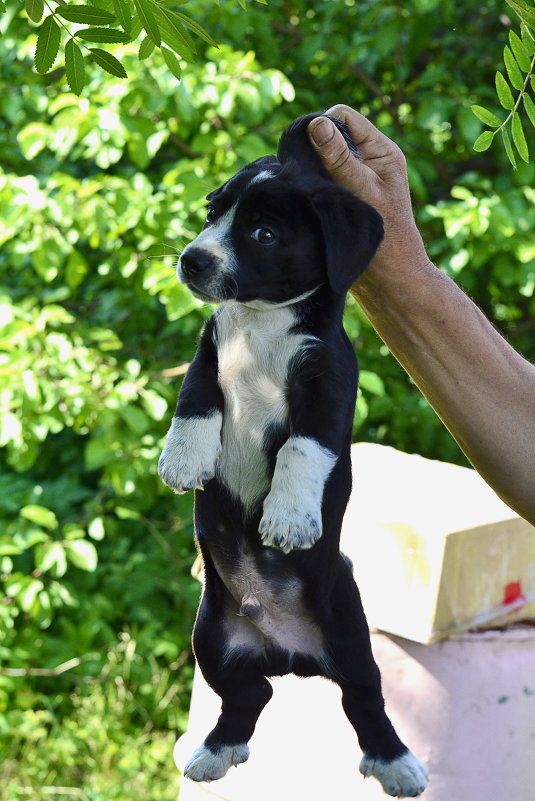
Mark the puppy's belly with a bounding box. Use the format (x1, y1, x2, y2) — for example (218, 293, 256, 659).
(225, 609, 324, 660)
(221, 552, 324, 660)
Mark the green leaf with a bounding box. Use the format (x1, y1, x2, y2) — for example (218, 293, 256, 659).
(510, 29, 532, 71)
(512, 112, 529, 161)
(502, 127, 517, 168)
(88, 517, 105, 541)
(523, 93, 535, 127)
(133, 0, 161, 46)
(75, 27, 131, 43)
(112, 0, 132, 33)
(20, 504, 58, 530)
(57, 4, 116, 24)
(504, 45, 525, 90)
(35, 15, 61, 74)
(162, 46, 182, 80)
(138, 36, 155, 60)
(25, 0, 44, 23)
(17, 122, 50, 159)
(495, 71, 515, 110)
(152, 5, 195, 60)
(471, 105, 502, 128)
(19, 578, 44, 613)
(359, 370, 385, 396)
(473, 130, 495, 152)
(35, 541, 67, 576)
(65, 38, 85, 95)
(507, 0, 535, 30)
(174, 11, 218, 46)
(65, 539, 98, 571)
(522, 26, 535, 56)
(89, 48, 128, 78)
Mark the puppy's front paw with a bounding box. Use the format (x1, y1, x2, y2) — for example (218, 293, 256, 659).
(158, 413, 222, 494)
(259, 491, 322, 554)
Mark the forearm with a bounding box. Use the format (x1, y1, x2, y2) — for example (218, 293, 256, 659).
(352, 257, 535, 525)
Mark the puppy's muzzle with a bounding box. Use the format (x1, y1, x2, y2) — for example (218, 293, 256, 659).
(180, 248, 214, 277)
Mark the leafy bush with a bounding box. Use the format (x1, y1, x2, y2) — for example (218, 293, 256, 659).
(1, 0, 534, 793)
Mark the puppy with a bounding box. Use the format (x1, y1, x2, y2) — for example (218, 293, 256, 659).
(158, 113, 428, 798)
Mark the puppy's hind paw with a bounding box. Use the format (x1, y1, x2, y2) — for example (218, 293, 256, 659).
(184, 742, 250, 783)
(360, 751, 428, 798)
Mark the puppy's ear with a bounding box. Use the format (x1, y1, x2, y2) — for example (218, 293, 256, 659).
(311, 185, 384, 295)
(277, 112, 358, 179)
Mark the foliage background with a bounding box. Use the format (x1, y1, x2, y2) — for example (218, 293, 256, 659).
(1, 0, 534, 798)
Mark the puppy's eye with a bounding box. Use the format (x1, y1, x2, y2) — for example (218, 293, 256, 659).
(205, 205, 216, 223)
(251, 227, 277, 245)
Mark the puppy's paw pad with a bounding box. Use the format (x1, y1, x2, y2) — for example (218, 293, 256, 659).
(259, 504, 322, 554)
(184, 742, 249, 783)
(360, 751, 428, 798)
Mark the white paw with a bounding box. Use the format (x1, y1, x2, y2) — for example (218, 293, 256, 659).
(158, 413, 222, 494)
(259, 491, 322, 554)
(360, 751, 428, 798)
(184, 742, 250, 782)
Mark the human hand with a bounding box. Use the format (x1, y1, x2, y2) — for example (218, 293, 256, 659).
(307, 104, 429, 279)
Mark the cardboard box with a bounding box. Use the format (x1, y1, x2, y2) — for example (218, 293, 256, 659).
(341, 443, 535, 643)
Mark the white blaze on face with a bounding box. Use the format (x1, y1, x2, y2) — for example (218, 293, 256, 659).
(177, 203, 239, 296)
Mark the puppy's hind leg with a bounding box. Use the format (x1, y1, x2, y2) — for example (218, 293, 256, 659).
(325, 560, 428, 798)
(184, 596, 273, 783)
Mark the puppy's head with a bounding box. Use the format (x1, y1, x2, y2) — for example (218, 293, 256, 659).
(178, 113, 383, 305)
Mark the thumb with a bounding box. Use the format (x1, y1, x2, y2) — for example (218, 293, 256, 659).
(308, 116, 364, 191)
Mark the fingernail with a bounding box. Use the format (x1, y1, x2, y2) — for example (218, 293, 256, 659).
(309, 117, 335, 147)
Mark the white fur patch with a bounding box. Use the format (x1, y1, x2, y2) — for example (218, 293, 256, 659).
(259, 436, 336, 553)
(247, 169, 277, 187)
(184, 741, 250, 782)
(177, 204, 238, 297)
(360, 751, 428, 798)
(215, 303, 315, 512)
(158, 413, 222, 494)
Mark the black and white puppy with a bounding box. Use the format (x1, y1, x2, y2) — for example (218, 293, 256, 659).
(158, 113, 428, 798)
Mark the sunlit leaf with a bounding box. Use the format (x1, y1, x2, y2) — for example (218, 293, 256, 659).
(25, 0, 44, 23)
(523, 93, 535, 127)
(112, 0, 132, 33)
(502, 127, 517, 168)
(20, 505, 58, 530)
(495, 71, 515, 109)
(89, 48, 128, 78)
(138, 36, 155, 60)
(65, 539, 98, 571)
(512, 112, 529, 161)
(65, 38, 85, 96)
(473, 130, 495, 152)
(162, 46, 182, 80)
(35, 15, 61, 74)
(509, 29, 532, 71)
(504, 44, 525, 90)
(471, 105, 502, 127)
(133, 0, 161, 46)
(174, 11, 218, 46)
(57, 5, 116, 25)
(75, 27, 131, 43)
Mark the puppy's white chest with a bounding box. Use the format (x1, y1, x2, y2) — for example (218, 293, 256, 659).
(215, 303, 308, 511)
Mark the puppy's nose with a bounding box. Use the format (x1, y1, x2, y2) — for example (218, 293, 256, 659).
(180, 249, 213, 276)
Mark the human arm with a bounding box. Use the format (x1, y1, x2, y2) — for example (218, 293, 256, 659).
(308, 104, 535, 525)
